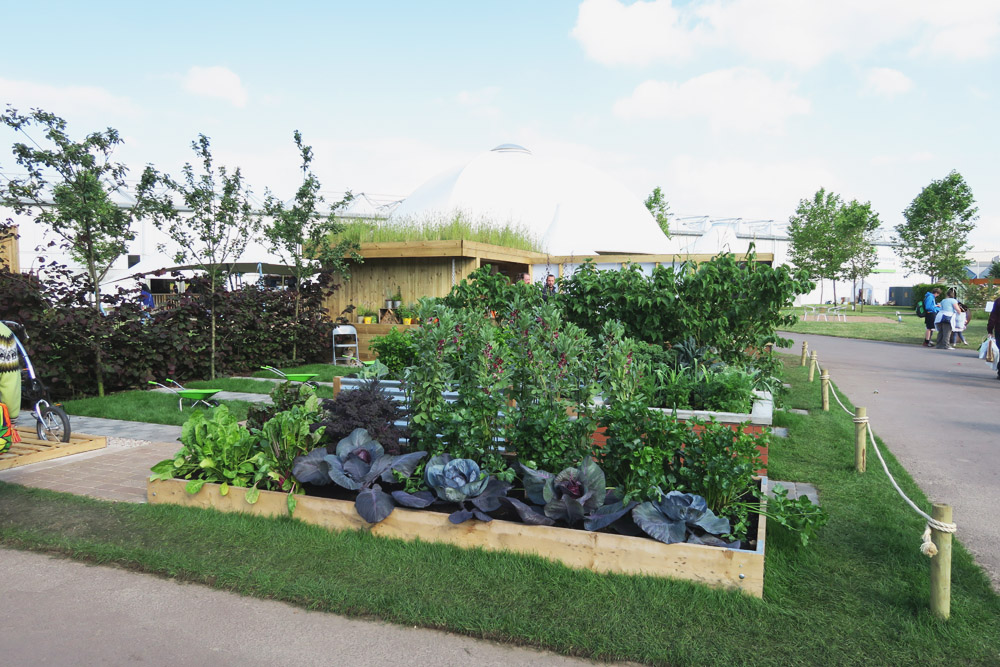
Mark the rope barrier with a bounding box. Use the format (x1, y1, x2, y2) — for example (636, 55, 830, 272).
(815, 359, 958, 555)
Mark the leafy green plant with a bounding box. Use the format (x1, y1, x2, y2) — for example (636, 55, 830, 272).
(246, 381, 318, 432)
(291, 428, 426, 523)
(502, 301, 599, 472)
(149, 405, 276, 502)
(369, 327, 416, 377)
(665, 418, 764, 518)
(259, 393, 326, 500)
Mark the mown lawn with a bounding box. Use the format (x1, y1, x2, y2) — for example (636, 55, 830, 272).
(61, 391, 254, 426)
(3, 358, 998, 665)
(781, 305, 989, 346)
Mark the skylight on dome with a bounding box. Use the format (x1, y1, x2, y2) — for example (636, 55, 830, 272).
(491, 143, 531, 153)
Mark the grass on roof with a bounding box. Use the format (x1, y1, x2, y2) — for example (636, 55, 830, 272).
(335, 213, 542, 252)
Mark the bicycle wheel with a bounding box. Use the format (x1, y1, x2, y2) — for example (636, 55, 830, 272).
(36, 405, 71, 442)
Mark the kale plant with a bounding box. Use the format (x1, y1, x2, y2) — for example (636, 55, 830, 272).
(316, 379, 409, 454)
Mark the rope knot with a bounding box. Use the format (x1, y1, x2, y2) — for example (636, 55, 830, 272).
(852, 416, 869, 425)
(919, 520, 957, 557)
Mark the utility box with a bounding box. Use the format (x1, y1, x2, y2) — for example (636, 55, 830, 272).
(888, 286, 913, 307)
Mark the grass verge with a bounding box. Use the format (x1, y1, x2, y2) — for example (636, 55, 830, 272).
(3, 358, 999, 665)
(62, 391, 254, 426)
(251, 363, 356, 382)
(781, 306, 987, 346)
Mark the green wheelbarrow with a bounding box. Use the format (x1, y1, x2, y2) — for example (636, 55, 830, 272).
(149, 379, 222, 411)
(261, 366, 320, 387)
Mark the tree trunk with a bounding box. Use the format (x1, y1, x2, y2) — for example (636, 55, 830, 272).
(210, 275, 217, 380)
(88, 257, 106, 397)
(292, 290, 300, 363)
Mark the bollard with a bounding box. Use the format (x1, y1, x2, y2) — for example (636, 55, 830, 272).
(930, 503, 953, 621)
(800, 340, 809, 366)
(808, 351, 818, 382)
(854, 406, 867, 473)
(821, 371, 830, 411)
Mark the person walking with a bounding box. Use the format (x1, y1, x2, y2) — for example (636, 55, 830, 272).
(987, 295, 1000, 380)
(921, 288, 941, 347)
(951, 302, 969, 346)
(935, 287, 959, 349)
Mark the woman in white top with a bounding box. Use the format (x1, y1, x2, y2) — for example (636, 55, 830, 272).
(935, 288, 960, 349)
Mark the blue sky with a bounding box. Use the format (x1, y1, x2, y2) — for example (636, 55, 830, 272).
(2, 0, 999, 249)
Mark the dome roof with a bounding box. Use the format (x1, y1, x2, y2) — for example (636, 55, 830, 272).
(390, 144, 671, 256)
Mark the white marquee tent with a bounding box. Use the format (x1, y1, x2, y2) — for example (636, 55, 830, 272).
(390, 144, 673, 256)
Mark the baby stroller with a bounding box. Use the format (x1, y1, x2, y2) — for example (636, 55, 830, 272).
(0, 321, 72, 442)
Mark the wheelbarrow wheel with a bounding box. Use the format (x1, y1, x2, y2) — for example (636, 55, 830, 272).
(36, 404, 71, 443)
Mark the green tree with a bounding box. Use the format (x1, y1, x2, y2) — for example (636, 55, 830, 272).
(787, 188, 843, 303)
(261, 131, 360, 362)
(895, 171, 978, 283)
(1, 107, 170, 396)
(986, 260, 1000, 280)
(644, 186, 671, 237)
(837, 199, 880, 311)
(140, 135, 261, 379)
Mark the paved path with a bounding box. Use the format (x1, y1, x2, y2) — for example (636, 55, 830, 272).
(0, 548, 622, 667)
(15, 413, 183, 442)
(780, 332, 1000, 589)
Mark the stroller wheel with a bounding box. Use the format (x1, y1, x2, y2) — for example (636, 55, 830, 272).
(36, 405, 71, 443)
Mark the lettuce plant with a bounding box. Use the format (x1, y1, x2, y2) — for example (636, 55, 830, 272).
(393, 454, 511, 524)
(632, 491, 731, 546)
(291, 428, 425, 524)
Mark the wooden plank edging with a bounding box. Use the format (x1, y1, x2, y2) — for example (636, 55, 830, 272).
(147, 477, 766, 597)
(0, 429, 108, 471)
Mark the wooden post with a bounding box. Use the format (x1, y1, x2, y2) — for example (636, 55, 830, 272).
(854, 406, 867, 473)
(808, 351, 818, 382)
(930, 503, 953, 621)
(821, 371, 830, 411)
(332, 376, 342, 398)
(800, 340, 808, 366)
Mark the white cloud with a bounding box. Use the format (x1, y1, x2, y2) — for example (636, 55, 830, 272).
(869, 151, 933, 167)
(572, 0, 1000, 68)
(181, 66, 248, 108)
(570, 0, 705, 65)
(0, 77, 139, 116)
(863, 68, 914, 97)
(664, 154, 842, 220)
(613, 68, 810, 134)
(455, 87, 502, 118)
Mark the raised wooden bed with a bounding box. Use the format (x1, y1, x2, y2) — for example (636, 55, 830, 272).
(0, 427, 108, 471)
(147, 477, 767, 597)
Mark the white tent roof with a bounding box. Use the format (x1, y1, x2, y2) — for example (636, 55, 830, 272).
(390, 144, 672, 256)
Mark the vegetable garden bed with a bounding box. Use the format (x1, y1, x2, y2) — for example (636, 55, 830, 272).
(146, 476, 767, 597)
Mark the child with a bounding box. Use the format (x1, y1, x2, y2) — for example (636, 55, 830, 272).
(951, 302, 969, 346)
